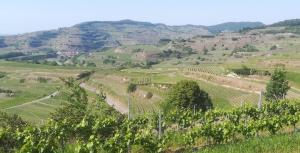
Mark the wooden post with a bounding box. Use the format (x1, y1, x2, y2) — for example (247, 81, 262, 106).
(158, 110, 162, 139)
(258, 91, 263, 110)
(128, 95, 131, 153)
(193, 105, 196, 115)
(128, 95, 131, 120)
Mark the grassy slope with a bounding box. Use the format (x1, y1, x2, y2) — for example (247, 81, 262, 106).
(287, 71, 300, 88)
(200, 132, 300, 153)
(0, 61, 86, 124)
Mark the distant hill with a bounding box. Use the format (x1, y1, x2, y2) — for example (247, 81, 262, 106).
(270, 19, 300, 27)
(207, 22, 265, 34)
(0, 20, 265, 53)
(0, 20, 211, 53)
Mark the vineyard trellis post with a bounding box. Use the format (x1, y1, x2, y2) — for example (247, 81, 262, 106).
(258, 90, 263, 110)
(158, 110, 162, 139)
(193, 105, 196, 115)
(128, 95, 131, 120)
(128, 94, 131, 153)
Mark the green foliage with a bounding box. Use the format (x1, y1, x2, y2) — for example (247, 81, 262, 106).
(0, 111, 28, 152)
(164, 80, 213, 111)
(1, 99, 300, 152)
(0, 72, 6, 78)
(76, 71, 95, 80)
(127, 83, 137, 93)
(51, 78, 88, 124)
(19, 79, 26, 83)
(231, 44, 259, 55)
(103, 58, 116, 65)
(145, 92, 153, 99)
(231, 65, 271, 76)
(0, 111, 28, 131)
(208, 22, 264, 34)
(1, 75, 300, 152)
(86, 62, 96, 67)
(37, 77, 48, 83)
(0, 88, 15, 97)
(265, 67, 290, 102)
(270, 45, 277, 50)
(271, 19, 300, 27)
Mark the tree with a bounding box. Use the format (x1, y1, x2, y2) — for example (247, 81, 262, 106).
(265, 67, 290, 102)
(127, 83, 137, 93)
(51, 78, 88, 124)
(164, 80, 212, 111)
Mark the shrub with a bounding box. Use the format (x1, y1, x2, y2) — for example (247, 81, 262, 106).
(37, 77, 48, 83)
(265, 67, 290, 102)
(86, 62, 96, 67)
(0, 72, 6, 78)
(164, 80, 212, 111)
(19, 79, 26, 83)
(270, 45, 277, 50)
(127, 83, 137, 93)
(76, 71, 95, 80)
(145, 92, 153, 99)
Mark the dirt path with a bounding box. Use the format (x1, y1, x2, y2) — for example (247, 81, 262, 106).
(80, 83, 128, 114)
(184, 72, 300, 99)
(183, 73, 261, 94)
(2, 91, 59, 110)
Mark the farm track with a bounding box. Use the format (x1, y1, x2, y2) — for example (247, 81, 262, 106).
(184, 72, 300, 99)
(183, 73, 261, 94)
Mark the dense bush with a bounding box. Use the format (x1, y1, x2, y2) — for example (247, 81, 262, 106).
(231, 44, 259, 56)
(164, 80, 213, 111)
(76, 71, 95, 80)
(270, 45, 277, 50)
(231, 65, 271, 76)
(265, 67, 290, 102)
(0, 72, 6, 78)
(37, 77, 48, 83)
(127, 83, 137, 93)
(145, 92, 153, 99)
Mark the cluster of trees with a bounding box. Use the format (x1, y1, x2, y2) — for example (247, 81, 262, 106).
(231, 44, 259, 56)
(162, 80, 213, 112)
(76, 71, 95, 80)
(265, 67, 290, 102)
(0, 88, 15, 97)
(231, 65, 271, 76)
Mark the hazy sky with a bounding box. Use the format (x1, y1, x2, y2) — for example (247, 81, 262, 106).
(1, 0, 299, 34)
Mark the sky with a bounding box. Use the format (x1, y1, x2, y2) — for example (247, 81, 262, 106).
(1, 0, 300, 34)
